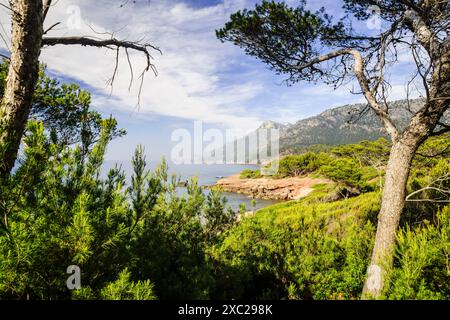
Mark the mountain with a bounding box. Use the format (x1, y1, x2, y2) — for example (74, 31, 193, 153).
(229, 98, 447, 162)
(277, 99, 425, 153)
(258, 120, 287, 130)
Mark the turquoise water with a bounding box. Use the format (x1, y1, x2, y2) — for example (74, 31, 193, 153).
(103, 161, 280, 212)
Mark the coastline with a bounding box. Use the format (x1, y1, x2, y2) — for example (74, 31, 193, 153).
(212, 174, 330, 201)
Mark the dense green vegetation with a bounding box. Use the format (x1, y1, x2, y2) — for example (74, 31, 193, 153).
(0, 65, 448, 300)
(213, 191, 380, 299)
(214, 192, 449, 299)
(240, 139, 389, 194)
(232, 137, 449, 299)
(0, 119, 240, 299)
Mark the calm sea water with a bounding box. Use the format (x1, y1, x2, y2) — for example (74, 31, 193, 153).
(103, 161, 280, 212)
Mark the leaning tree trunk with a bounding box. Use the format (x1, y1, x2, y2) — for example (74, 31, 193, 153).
(361, 102, 447, 299)
(361, 136, 419, 298)
(0, 0, 43, 178)
(362, 31, 450, 298)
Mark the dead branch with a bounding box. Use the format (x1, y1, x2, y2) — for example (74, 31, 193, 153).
(406, 173, 450, 203)
(292, 48, 400, 139)
(42, 36, 160, 68)
(430, 125, 450, 136)
(41, 36, 161, 104)
(42, 0, 52, 21)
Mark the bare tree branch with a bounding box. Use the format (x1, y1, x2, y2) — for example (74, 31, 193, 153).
(43, 21, 61, 35)
(41, 36, 160, 65)
(0, 2, 11, 12)
(406, 173, 450, 203)
(125, 48, 134, 91)
(430, 122, 450, 136)
(42, 0, 52, 22)
(41, 36, 161, 103)
(293, 48, 400, 139)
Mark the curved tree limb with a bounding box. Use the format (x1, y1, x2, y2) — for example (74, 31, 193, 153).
(406, 174, 450, 203)
(293, 48, 400, 140)
(403, 9, 442, 59)
(430, 122, 450, 136)
(43, 21, 61, 35)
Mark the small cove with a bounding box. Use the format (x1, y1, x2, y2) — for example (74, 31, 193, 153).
(103, 161, 281, 212)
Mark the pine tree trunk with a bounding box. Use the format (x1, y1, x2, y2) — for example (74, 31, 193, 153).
(361, 138, 420, 298)
(361, 43, 449, 298)
(0, 0, 43, 178)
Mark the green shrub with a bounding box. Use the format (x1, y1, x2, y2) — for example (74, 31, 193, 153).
(99, 269, 156, 300)
(212, 192, 380, 299)
(276, 152, 333, 178)
(320, 158, 372, 191)
(387, 205, 450, 300)
(240, 169, 261, 179)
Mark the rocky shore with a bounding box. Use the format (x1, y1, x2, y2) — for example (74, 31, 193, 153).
(214, 174, 330, 200)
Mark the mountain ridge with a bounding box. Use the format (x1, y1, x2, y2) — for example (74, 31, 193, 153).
(231, 98, 448, 162)
(262, 99, 427, 153)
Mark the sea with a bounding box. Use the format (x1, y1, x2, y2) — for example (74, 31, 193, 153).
(103, 161, 280, 212)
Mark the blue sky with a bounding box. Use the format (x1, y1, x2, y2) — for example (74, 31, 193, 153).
(0, 0, 418, 162)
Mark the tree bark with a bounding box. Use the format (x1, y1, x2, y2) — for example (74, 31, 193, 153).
(361, 6, 450, 297)
(361, 135, 419, 298)
(362, 71, 450, 300)
(0, 0, 43, 178)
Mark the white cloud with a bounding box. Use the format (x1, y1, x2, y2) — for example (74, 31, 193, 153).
(0, 0, 264, 130)
(0, 0, 424, 133)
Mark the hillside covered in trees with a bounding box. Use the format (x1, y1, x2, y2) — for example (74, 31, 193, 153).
(278, 99, 423, 153)
(255, 99, 450, 155)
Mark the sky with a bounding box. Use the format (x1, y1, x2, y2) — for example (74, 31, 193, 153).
(0, 0, 419, 162)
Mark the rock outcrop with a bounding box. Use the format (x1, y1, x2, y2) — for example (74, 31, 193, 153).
(215, 174, 330, 200)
